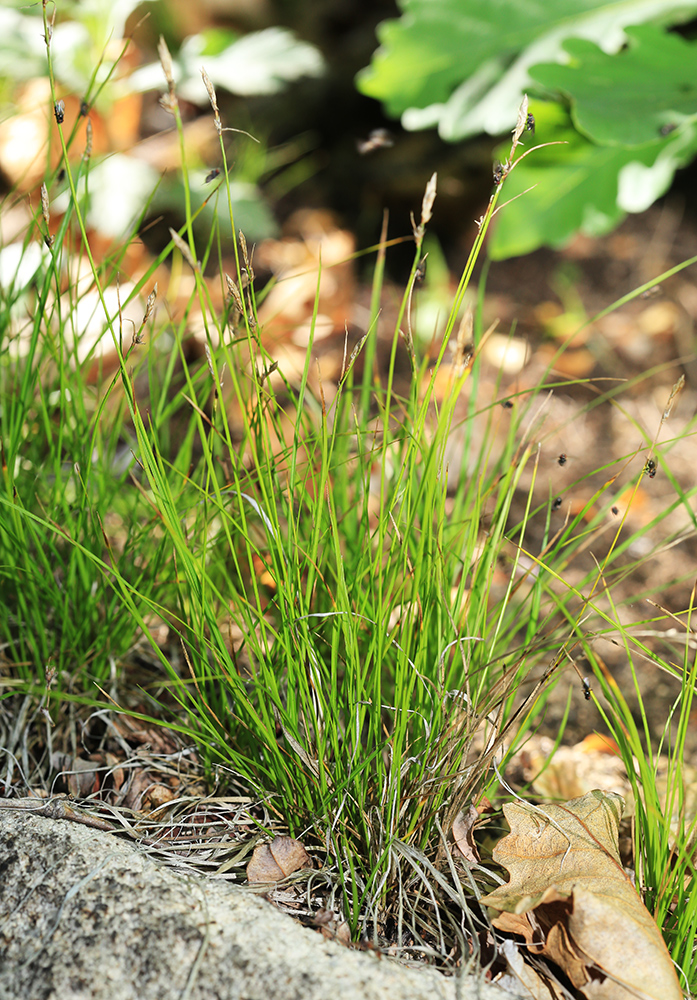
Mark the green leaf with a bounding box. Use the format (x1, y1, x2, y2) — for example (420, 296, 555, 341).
(357, 0, 697, 139)
(531, 24, 697, 147)
(488, 103, 697, 259)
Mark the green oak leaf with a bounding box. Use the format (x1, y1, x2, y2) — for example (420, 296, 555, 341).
(356, 0, 697, 137)
(488, 103, 697, 259)
(530, 24, 697, 147)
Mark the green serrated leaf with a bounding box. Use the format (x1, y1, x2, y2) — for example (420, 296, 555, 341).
(488, 103, 697, 259)
(357, 0, 697, 137)
(531, 24, 697, 147)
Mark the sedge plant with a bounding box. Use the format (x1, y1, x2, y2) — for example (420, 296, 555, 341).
(3, 5, 697, 971)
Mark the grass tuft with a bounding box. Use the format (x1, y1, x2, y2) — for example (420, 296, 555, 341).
(2, 17, 697, 983)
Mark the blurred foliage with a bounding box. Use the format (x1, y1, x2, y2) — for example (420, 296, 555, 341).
(357, 0, 697, 258)
(0, 1, 325, 244)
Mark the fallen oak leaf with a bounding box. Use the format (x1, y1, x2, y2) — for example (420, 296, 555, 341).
(480, 790, 681, 1000)
(246, 835, 313, 883)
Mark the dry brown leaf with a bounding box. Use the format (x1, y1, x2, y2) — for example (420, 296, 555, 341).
(122, 768, 158, 811)
(61, 756, 101, 797)
(452, 803, 481, 863)
(516, 735, 630, 803)
(142, 783, 176, 811)
(105, 752, 125, 792)
(314, 910, 352, 947)
(246, 835, 313, 883)
(513, 737, 697, 852)
(480, 791, 681, 1000)
(255, 210, 355, 343)
(536, 344, 596, 377)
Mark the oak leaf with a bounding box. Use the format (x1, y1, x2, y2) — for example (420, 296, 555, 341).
(480, 790, 681, 1000)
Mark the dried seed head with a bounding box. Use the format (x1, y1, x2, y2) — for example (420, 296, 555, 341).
(512, 94, 529, 147)
(84, 118, 93, 159)
(169, 228, 199, 271)
(205, 342, 215, 379)
(201, 67, 218, 112)
(158, 36, 175, 89)
(40, 706, 55, 727)
(258, 360, 278, 387)
(201, 67, 221, 133)
(225, 273, 245, 314)
(421, 172, 437, 227)
(159, 92, 178, 116)
(662, 373, 685, 421)
(40, 183, 50, 228)
(44, 6, 56, 46)
(452, 308, 473, 378)
(144, 284, 158, 322)
(238, 233, 255, 282)
(239, 231, 250, 268)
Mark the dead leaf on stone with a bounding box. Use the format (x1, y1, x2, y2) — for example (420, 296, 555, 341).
(452, 803, 481, 863)
(480, 790, 681, 1000)
(313, 910, 351, 946)
(246, 836, 313, 883)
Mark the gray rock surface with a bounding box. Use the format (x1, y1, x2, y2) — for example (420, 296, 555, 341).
(0, 808, 515, 1000)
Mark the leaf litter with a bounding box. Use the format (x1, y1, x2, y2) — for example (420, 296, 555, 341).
(480, 791, 682, 1000)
